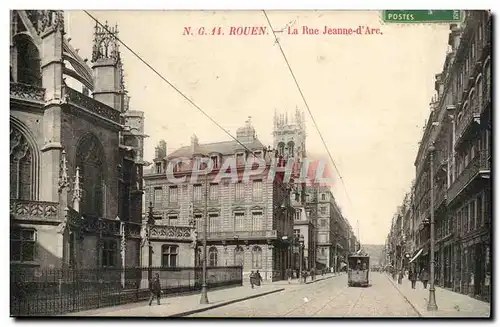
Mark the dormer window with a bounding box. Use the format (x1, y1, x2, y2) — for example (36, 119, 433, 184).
(236, 153, 245, 166)
(211, 155, 219, 169)
(155, 162, 162, 174)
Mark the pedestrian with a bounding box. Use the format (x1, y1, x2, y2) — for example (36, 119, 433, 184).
(286, 268, 292, 284)
(302, 270, 308, 283)
(409, 268, 417, 289)
(148, 273, 162, 306)
(249, 270, 255, 289)
(254, 270, 263, 287)
(398, 269, 403, 284)
(420, 267, 430, 289)
(310, 267, 316, 282)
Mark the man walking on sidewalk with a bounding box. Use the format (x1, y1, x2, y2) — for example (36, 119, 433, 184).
(420, 267, 430, 289)
(249, 271, 256, 289)
(286, 268, 292, 284)
(148, 273, 162, 306)
(409, 268, 417, 289)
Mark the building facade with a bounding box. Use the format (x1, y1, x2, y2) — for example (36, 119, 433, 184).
(10, 10, 146, 270)
(387, 11, 491, 302)
(143, 120, 295, 281)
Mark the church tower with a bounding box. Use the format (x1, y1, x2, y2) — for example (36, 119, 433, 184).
(273, 107, 307, 160)
(91, 21, 126, 112)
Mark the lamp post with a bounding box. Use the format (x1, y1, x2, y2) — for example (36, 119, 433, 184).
(299, 234, 304, 283)
(427, 144, 438, 311)
(200, 173, 209, 305)
(147, 202, 154, 284)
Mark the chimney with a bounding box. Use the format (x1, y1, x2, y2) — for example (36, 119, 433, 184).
(191, 134, 199, 153)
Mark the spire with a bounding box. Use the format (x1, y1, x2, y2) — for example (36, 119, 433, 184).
(72, 167, 82, 212)
(285, 112, 288, 125)
(91, 20, 121, 64)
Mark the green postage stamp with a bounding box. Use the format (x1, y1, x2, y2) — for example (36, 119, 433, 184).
(382, 10, 464, 23)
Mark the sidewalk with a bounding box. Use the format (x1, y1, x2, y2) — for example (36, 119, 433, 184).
(386, 274, 491, 318)
(64, 284, 284, 317)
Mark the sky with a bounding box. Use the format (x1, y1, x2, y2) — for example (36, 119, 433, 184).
(64, 10, 450, 245)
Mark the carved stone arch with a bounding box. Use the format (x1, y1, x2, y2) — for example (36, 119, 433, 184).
(75, 132, 107, 218)
(10, 117, 40, 200)
(13, 33, 41, 86)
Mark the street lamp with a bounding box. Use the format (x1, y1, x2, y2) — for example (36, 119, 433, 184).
(427, 144, 438, 311)
(299, 234, 305, 283)
(200, 173, 209, 305)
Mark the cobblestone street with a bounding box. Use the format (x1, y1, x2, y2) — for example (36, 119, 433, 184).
(189, 272, 420, 317)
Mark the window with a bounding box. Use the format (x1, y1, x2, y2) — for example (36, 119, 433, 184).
(193, 184, 202, 203)
(209, 247, 218, 267)
(252, 246, 262, 269)
(209, 183, 219, 201)
(161, 245, 178, 267)
(252, 180, 263, 201)
(320, 219, 327, 227)
(10, 126, 34, 200)
(153, 187, 162, 208)
(211, 156, 219, 169)
(209, 213, 220, 233)
(321, 193, 326, 201)
(10, 228, 35, 262)
(168, 214, 178, 226)
(320, 206, 327, 214)
(234, 212, 245, 232)
(252, 211, 264, 231)
(234, 246, 244, 266)
(194, 213, 203, 232)
(236, 153, 245, 166)
(169, 186, 178, 203)
(293, 229, 300, 238)
(235, 182, 244, 201)
(102, 240, 118, 267)
(155, 162, 162, 174)
(320, 248, 326, 256)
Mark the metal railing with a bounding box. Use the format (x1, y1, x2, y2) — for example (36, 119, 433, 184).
(447, 150, 490, 204)
(10, 265, 242, 316)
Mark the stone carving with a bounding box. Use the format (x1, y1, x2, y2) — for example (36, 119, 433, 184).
(92, 21, 121, 63)
(36, 10, 64, 35)
(10, 200, 59, 221)
(65, 87, 121, 123)
(10, 82, 45, 102)
(150, 225, 192, 240)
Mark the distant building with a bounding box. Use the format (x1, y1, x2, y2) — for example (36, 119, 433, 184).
(143, 120, 295, 281)
(10, 11, 146, 270)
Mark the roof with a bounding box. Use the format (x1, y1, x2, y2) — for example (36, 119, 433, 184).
(167, 138, 266, 159)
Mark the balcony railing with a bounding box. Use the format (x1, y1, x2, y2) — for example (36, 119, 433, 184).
(10, 199, 60, 222)
(434, 181, 447, 210)
(447, 150, 490, 204)
(10, 82, 45, 103)
(198, 230, 277, 240)
(64, 87, 121, 124)
(455, 102, 479, 147)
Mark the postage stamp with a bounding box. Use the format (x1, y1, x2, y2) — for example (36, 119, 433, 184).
(9, 9, 492, 318)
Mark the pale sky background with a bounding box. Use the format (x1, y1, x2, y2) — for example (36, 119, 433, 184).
(64, 10, 450, 245)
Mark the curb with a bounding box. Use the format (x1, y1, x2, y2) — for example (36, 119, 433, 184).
(385, 273, 423, 317)
(167, 288, 285, 317)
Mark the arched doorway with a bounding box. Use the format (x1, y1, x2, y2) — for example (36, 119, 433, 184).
(76, 134, 106, 218)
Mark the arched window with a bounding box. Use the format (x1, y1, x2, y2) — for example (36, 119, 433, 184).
(287, 141, 295, 157)
(161, 245, 178, 267)
(10, 125, 35, 200)
(209, 247, 218, 267)
(15, 35, 41, 86)
(252, 246, 262, 269)
(277, 142, 285, 156)
(234, 246, 244, 266)
(76, 134, 105, 218)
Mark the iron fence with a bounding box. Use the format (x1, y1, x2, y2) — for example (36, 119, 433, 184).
(10, 265, 243, 316)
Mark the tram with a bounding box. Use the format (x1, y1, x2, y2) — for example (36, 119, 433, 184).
(347, 253, 370, 287)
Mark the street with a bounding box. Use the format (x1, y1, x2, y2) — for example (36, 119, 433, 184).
(188, 272, 419, 317)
